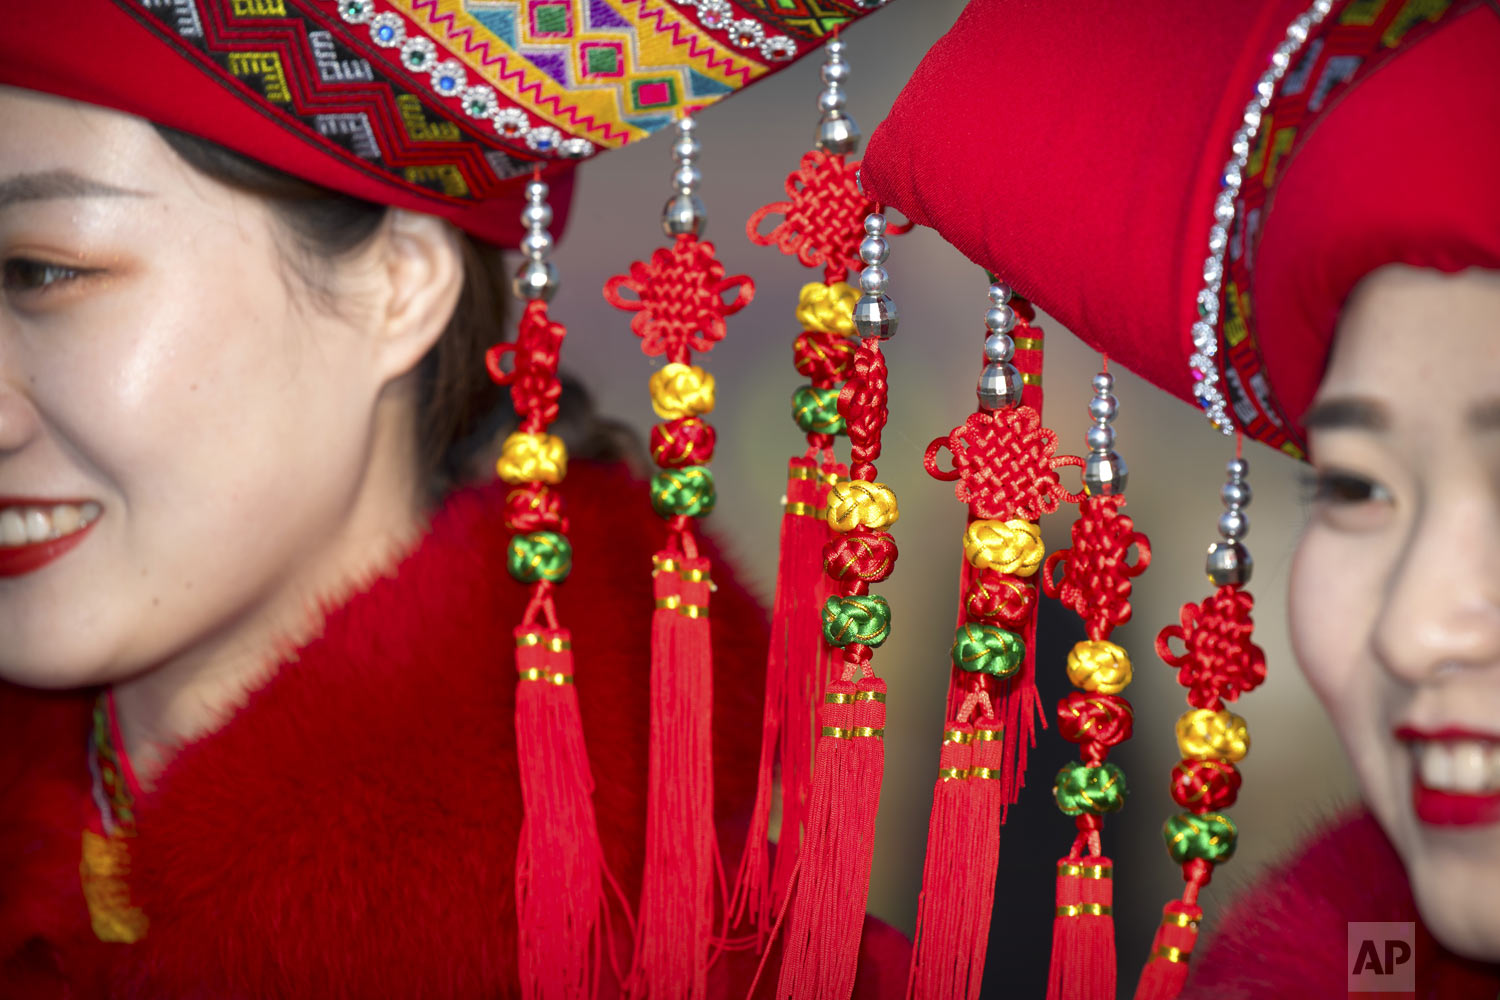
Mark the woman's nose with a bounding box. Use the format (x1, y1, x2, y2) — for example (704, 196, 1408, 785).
(0, 343, 42, 455)
(1373, 486, 1500, 683)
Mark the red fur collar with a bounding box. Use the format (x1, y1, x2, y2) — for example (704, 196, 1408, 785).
(1182, 808, 1500, 999)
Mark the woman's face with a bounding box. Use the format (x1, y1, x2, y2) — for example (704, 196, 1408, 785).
(1290, 265, 1500, 960)
(0, 88, 432, 690)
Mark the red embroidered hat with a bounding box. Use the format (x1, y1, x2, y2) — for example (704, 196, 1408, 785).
(4, 0, 886, 246)
(861, 0, 1500, 457)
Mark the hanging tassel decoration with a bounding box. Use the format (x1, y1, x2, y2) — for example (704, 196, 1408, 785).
(490, 176, 613, 1000)
(1133, 449, 1265, 1000)
(603, 115, 754, 1000)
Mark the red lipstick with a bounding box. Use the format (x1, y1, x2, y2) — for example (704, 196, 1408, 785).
(0, 499, 99, 578)
(1398, 727, 1500, 828)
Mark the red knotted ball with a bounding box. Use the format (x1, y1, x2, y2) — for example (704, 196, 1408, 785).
(965, 568, 1035, 628)
(650, 417, 717, 469)
(1056, 691, 1134, 747)
(794, 328, 857, 386)
(504, 484, 566, 533)
(823, 530, 898, 585)
(1169, 758, 1242, 813)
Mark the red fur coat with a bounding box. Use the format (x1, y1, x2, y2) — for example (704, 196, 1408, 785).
(1182, 808, 1500, 999)
(0, 462, 909, 999)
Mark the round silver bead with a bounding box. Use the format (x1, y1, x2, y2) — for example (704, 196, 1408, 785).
(983, 333, 1014, 363)
(519, 229, 552, 261)
(984, 305, 1016, 334)
(852, 293, 898, 340)
(1085, 424, 1115, 451)
(513, 258, 559, 302)
(817, 87, 847, 113)
(816, 113, 861, 155)
(820, 60, 850, 85)
(1083, 451, 1129, 497)
(1206, 540, 1254, 586)
(1227, 458, 1250, 481)
(520, 202, 552, 230)
(672, 164, 701, 194)
(1218, 509, 1250, 540)
(1092, 371, 1114, 394)
(858, 234, 889, 266)
(977, 361, 1023, 411)
(661, 193, 707, 237)
(825, 38, 846, 57)
(676, 115, 697, 133)
(1087, 394, 1118, 423)
(858, 265, 888, 295)
(1221, 480, 1252, 509)
(524, 179, 548, 203)
(863, 213, 886, 237)
(672, 135, 701, 162)
(987, 282, 1012, 305)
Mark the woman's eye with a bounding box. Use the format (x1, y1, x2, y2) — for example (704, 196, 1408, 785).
(2, 258, 88, 293)
(1306, 470, 1391, 506)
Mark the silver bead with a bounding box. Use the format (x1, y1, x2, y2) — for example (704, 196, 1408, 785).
(987, 282, 1012, 305)
(1087, 394, 1117, 423)
(816, 113, 861, 155)
(858, 264, 888, 295)
(1085, 424, 1115, 451)
(820, 60, 850, 85)
(1083, 451, 1129, 497)
(676, 115, 697, 134)
(817, 87, 847, 113)
(852, 293, 898, 340)
(524, 179, 548, 203)
(825, 38, 846, 58)
(1226, 458, 1250, 481)
(1206, 540, 1254, 586)
(672, 135, 701, 162)
(661, 193, 707, 237)
(1218, 508, 1250, 540)
(977, 362, 1023, 411)
(519, 229, 552, 261)
(984, 305, 1016, 334)
(520, 202, 552, 230)
(863, 213, 886, 237)
(858, 234, 889, 266)
(983, 333, 1014, 363)
(513, 258, 559, 302)
(1221, 480, 1252, 509)
(672, 164, 701, 194)
(1091, 371, 1114, 394)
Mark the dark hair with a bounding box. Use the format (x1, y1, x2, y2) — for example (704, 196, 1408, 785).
(154, 127, 642, 495)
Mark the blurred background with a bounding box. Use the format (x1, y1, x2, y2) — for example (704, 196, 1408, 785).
(543, 1, 1358, 993)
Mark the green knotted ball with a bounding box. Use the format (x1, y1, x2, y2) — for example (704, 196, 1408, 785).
(1053, 761, 1128, 817)
(822, 594, 891, 648)
(951, 623, 1025, 678)
(791, 385, 846, 435)
(1163, 812, 1238, 865)
(650, 466, 717, 518)
(507, 531, 572, 584)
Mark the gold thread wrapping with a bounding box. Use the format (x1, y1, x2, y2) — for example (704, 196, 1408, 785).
(515, 633, 571, 652)
(1012, 337, 1044, 352)
(1056, 903, 1112, 917)
(938, 767, 970, 781)
(785, 502, 828, 518)
(970, 767, 999, 780)
(943, 729, 974, 744)
(1164, 912, 1200, 930)
(1057, 862, 1113, 879)
(1151, 946, 1187, 964)
(517, 667, 573, 685)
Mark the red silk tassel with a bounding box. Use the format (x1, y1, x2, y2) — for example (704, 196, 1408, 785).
(1045, 857, 1116, 1000)
(777, 675, 887, 1000)
(514, 627, 608, 1000)
(631, 553, 718, 1000)
(731, 457, 835, 941)
(1132, 901, 1202, 1000)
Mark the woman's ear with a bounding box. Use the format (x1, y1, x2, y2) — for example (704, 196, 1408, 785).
(371, 209, 465, 381)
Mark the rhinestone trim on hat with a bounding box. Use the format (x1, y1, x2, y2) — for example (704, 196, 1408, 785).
(1189, 0, 1334, 434)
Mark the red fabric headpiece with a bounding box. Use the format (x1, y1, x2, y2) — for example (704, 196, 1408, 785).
(861, 0, 1500, 456)
(5, 0, 882, 247)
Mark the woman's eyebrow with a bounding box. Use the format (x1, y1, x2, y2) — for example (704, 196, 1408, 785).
(1302, 396, 1389, 432)
(0, 169, 147, 211)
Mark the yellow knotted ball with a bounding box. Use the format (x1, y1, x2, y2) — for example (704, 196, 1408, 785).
(963, 519, 1044, 576)
(496, 432, 567, 485)
(1176, 709, 1250, 763)
(1066, 639, 1133, 694)
(649, 363, 716, 420)
(825, 480, 899, 533)
(795, 281, 859, 337)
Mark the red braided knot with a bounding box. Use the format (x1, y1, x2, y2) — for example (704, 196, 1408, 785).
(1042, 494, 1152, 640)
(839, 340, 889, 480)
(650, 417, 717, 469)
(965, 568, 1035, 628)
(923, 407, 1082, 521)
(1156, 584, 1268, 709)
(1170, 759, 1242, 813)
(823, 530, 898, 586)
(793, 328, 857, 386)
(504, 484, 567, 534)
(602, 234, 754, 363)
(1056, 691, 1134, 748)
(745, 149, 874, 283)
(487, 299, 565, 432)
